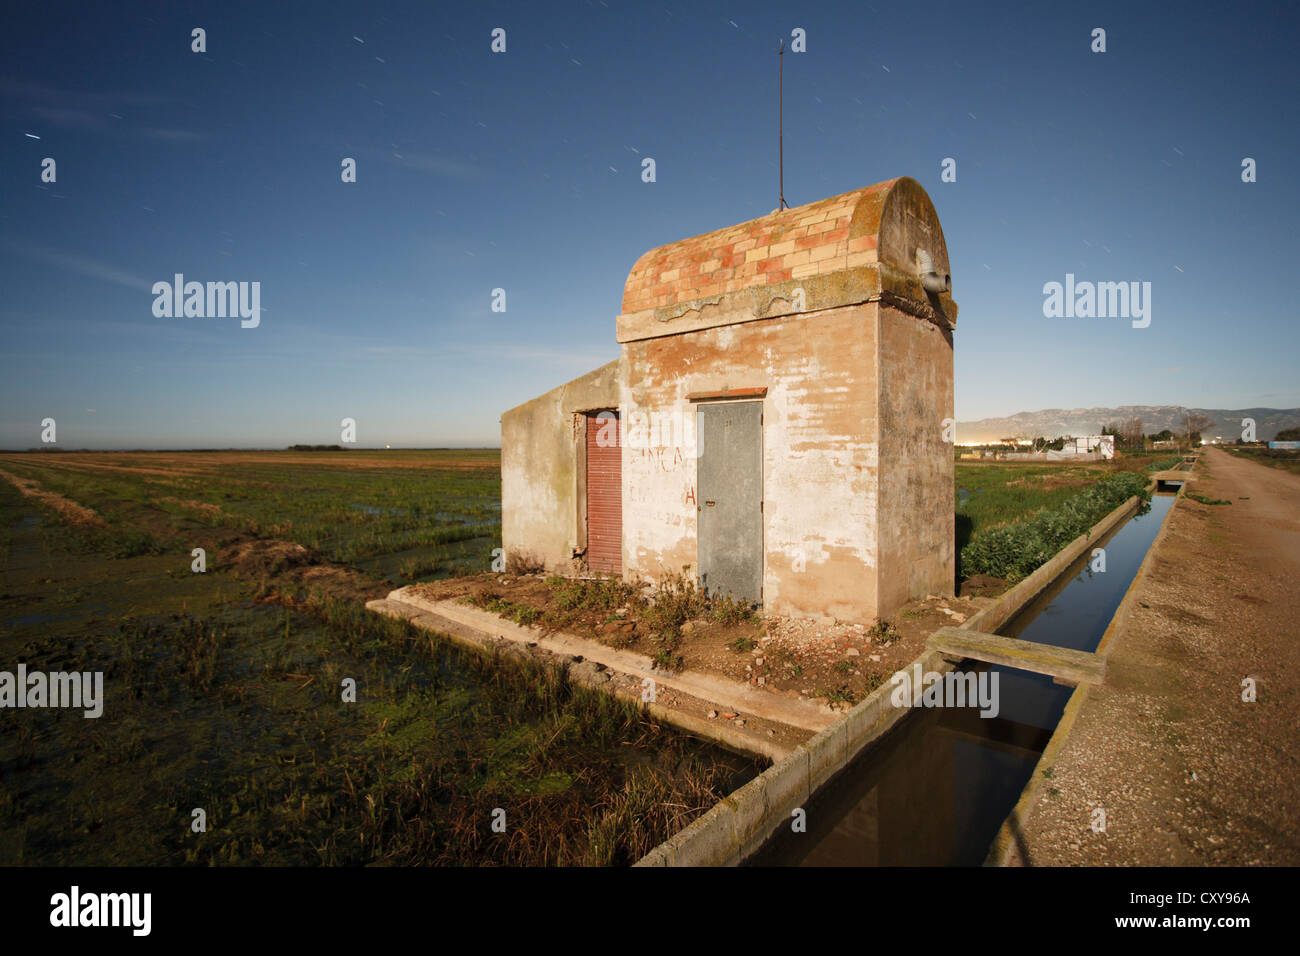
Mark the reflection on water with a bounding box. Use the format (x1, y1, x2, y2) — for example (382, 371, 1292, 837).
(749, 692, 1046, 866)
(752, 492, 1177, 866)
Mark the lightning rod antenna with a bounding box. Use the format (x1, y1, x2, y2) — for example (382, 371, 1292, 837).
(778, 39, 788, 210)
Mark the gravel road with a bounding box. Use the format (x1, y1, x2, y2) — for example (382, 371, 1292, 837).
(1006, 448, 1300, 865)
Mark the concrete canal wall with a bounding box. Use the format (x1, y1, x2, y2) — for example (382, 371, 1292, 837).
(636, 486, 1155, 866)
(983, 476, 1186, 865)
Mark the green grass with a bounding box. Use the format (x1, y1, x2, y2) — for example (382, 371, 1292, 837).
(956, 456, 1179, 582)
(0, 455, 762, 866)
(956, 457, 1182, 549)
(0, 451, 502, 588)
(956, 463, 1101, 542)
(959, 470, 1151, 582)
(547, 575, 638, 615)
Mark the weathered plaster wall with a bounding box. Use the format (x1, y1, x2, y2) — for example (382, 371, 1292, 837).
(621, 302, 881, 620)
(501, 360, 619, 572)
(876, 304, 956, 613)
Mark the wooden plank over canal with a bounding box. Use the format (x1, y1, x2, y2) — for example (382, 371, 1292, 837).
(926, 626, 1106, 686)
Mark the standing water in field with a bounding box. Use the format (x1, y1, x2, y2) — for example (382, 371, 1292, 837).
(750, 493, 1176, 866)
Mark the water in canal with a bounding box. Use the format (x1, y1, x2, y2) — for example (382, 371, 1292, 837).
(750, 492, 1177, 866)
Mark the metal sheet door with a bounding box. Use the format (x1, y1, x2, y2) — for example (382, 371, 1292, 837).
(696, 401, 763, 603)
(585, 411, 622, 575)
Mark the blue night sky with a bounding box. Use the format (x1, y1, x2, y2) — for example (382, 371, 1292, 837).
(2, 0, 1296, 448)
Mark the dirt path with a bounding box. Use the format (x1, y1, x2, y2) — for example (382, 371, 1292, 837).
(1006, 448, 1300, 864)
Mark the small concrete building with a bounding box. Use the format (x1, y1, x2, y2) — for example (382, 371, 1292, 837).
(501, 177, 959, 624)
(1068, 435, 1115, 459)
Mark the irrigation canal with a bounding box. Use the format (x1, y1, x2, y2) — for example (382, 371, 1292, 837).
(749, 490, 1179, 866)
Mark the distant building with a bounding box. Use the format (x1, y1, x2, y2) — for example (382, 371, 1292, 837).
(1003, 435, 1114, 462)
(1065, 435, 1114, 459)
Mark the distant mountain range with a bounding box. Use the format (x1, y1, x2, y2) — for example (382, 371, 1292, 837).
(956, 406, 1300, 443)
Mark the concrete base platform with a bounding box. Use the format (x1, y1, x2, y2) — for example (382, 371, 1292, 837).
(367, 587, 837, 761)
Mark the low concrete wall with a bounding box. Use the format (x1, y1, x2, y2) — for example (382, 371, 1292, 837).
(635, 484, 1154, 867)
(367, 593, 802, 763)
(635, 647, 953, 866)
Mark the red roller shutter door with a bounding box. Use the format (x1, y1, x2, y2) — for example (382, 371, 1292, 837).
(585, 412, 622, 575)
